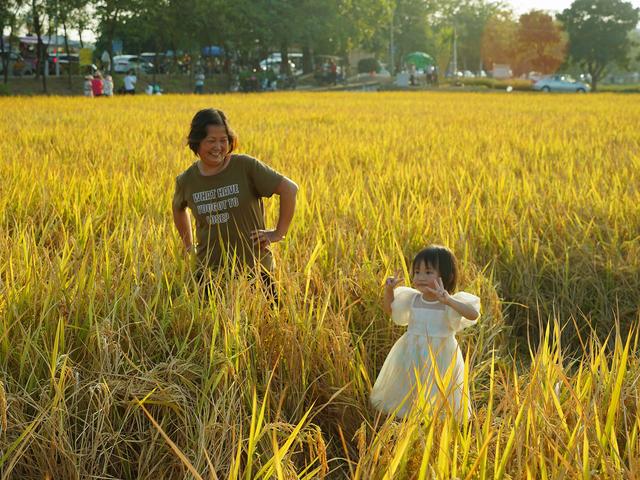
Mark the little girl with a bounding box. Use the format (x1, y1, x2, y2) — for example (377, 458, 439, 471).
(370, 245, 480, 420)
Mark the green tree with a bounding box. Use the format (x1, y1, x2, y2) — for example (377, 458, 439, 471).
(26, 0, 50, 91)
(453, 0, 502, 72)
(629, 29, 640, 72)
(52, 0, 90, 88)
(425, 23, 453, 79)
(1, 0, 26, 84)
(94, 0, 142, 61)
(339, 0, 393, 54)
(557, 0, 640, 91)
(425, 0, 503, 78)
(391, 0, 434, 72)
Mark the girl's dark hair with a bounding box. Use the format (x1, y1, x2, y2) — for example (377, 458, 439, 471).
(187, 108, 238, 156)
(412, 245, 458, 293)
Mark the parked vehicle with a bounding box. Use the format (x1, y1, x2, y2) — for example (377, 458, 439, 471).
(533, 75, 591, 93)
(113, 55, 154, 73)
(140, 52, 168, 73)
(259, 57, 296, 75)
(47, 53, 81, 74)
(259, 52, 302, 75)
(0, 52, 35, 76)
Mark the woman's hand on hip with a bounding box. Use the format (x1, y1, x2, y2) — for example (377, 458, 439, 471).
(250, 229, 284, 250)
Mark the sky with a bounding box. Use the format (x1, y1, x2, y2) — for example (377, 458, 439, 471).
(509, 0, 640, 15)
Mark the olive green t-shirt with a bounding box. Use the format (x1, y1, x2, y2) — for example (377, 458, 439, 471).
(172, 154, 283, 270)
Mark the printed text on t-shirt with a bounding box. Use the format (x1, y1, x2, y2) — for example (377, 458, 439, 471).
(192, 184, 240, 225)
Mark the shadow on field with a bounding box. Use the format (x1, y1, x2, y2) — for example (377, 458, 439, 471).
(493, 246, 639, 355)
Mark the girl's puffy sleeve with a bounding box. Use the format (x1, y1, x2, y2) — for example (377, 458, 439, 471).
(390, 287, 418, 326)
(446, 291, 481, 332)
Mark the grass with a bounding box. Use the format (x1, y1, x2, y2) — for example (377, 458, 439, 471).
(0, 91, 639, 478)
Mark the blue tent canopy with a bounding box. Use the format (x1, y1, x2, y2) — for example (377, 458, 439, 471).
(202, 46, 224, 57)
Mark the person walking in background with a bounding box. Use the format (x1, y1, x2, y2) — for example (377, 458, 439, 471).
(123, 70, 136, 94)
(101, 51, 111, 73)
(172, 108, 298, 302)
(83, 75, 93, 97)
(103, 75, 114, 96)
(329, 59, 338, 85)
(194, 70, 205, 94)
(409, 64, 417, 86)
(371, 245, 481, 420)
(91, 72, 104, 97)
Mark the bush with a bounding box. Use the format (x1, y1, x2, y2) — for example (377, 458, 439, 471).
(600, 83, 640, 93)
(0, 83, 10, 96)
(442, 77, 534, 91)
(494, 78, 533, 91)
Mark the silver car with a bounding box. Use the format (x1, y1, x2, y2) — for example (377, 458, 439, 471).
(113, 55, 154, 74)
(533, 75, 591, 93)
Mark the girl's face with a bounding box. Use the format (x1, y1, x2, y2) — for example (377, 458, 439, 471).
(412, 261, 440, 297)
(197, 125, 230, 169)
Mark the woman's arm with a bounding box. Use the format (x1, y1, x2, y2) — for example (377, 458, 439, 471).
(273, 177, 298, 240)
(172, 206, 194, 253)
(251, 177, 298, 248)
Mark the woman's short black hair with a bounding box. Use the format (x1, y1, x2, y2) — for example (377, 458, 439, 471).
(187, 108, 238, 156)
(412, 245, 458, 293)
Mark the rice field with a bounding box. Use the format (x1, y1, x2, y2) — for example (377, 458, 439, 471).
(0, 91, 639, 478)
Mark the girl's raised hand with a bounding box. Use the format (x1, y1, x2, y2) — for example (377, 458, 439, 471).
(384, 270, 403, 290)
(424, 277, 450, 304)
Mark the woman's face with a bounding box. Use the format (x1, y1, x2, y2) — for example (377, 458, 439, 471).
(412, 261, 440, 296)
(197, 125, 230, 169)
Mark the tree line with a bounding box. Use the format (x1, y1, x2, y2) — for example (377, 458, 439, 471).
(1, 0, 639, 91)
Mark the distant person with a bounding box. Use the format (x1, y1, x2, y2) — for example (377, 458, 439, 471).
(146, 83, 163, 95)
(425, 65, 433, 85)
(194, 71, 205, 94)
(172, 108, 298, 301)
(428, 65, 439, 86)
(83, 75, 93, 97)
(371, 245, 481, 420)
(266, 67, 277, 90)
(409, 64, 417, 86)
(91, 72, 104, 97)
(101, 51, 111, 73)
(123, 70, 136, 94)
(329, 59, 338, 85)
(103, 75, 114, 96)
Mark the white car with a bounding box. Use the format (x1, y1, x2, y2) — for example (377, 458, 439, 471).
(259, 58, 297, 75)
(259, 52, 302, 75)
(113, 55, 153, 73)
(533, 75, 591, 93)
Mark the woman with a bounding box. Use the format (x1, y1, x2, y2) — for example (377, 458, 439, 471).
(172, 108, 298, 297)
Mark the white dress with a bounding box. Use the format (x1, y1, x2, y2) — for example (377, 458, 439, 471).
(370, 287, 480, 419)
